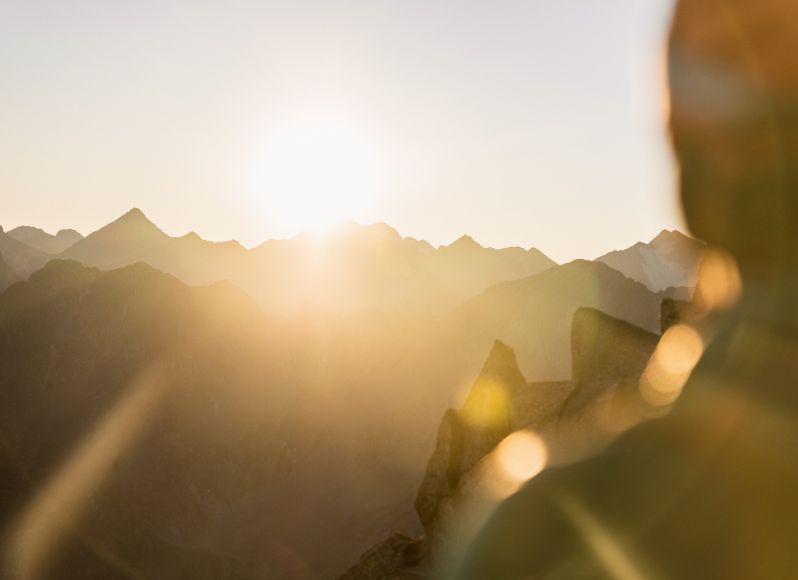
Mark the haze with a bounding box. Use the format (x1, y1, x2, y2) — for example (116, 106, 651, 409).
(1, 0, 680, 262)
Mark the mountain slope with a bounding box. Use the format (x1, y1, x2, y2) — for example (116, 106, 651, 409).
(7, 226, 83, 254)
(137, 232, 249, 286)
(441, 259, 667, 384)
(0, 259, 439, 579)
(0, 260, 312, 579)
(596, 229, 705, 292)
(0, 252, 21, 292)
(0, 226, 51, 278)
(59, 208, 170, 269)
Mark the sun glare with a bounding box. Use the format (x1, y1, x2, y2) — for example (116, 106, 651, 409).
(252, 117, 383, 235)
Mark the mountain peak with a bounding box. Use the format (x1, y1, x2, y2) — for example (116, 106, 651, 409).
(56, 228, 82, 239)
(59, 208, 168, 267)
(106, 208, 164, 236)
(461, 339, 527, 428)
(118, 207, 149, 223)
(650, 229, 691, 246)
(447, 235, 482, 251)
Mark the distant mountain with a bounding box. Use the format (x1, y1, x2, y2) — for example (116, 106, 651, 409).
(0, 259, 451, 579)
(0, 252, 21, 292)
(7, 226, 83, 254)
(596, 229, 705, 292)
(138, 231, 249, 286)
(0, 226, 51, 278)
(434, 235, 556, 303)
(59, 208, 170, 269)
(441, 259, 669, 385)
(58, 209, 557, 316)
(245, 223, 556, 316)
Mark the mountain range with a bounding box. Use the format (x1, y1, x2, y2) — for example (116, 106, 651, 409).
(597, 229, 704, 292)
(1, 209, 702, 310)
(56, 209, 557, 317)
(6, 226, 83, 255)
(0, 226, 52, 280)
(0, 210, 706, 578)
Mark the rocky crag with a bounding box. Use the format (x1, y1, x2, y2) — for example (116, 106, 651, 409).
(341, 306, 663, 579)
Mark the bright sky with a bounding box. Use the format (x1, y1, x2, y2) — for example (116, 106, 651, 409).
(1, 0, 682, 262)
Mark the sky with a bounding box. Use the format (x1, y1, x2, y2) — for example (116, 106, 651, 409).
(1, 0, 682, 262)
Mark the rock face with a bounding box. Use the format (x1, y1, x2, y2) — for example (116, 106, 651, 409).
(340, 309, 662, 578)
(7, 226, 83, 254)
(339, 533, 426, 580)
(596, 229, 705, 292)
(571, 307, 660, 382)
(415, 341, 527, 535)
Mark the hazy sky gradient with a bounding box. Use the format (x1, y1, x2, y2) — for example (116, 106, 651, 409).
(1, 0, 680, 262)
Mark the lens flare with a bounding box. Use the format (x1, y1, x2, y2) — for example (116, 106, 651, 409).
(462, 379, 510, 429)
(496, 430, 548, 483)
(6, 367, 165, 580)
(695, 248, 743, 313)
(641, 324, 704, 407)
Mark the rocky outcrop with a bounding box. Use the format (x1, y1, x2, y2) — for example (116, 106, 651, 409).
(446, 259, 666, 384)
(339, 533, 426, 580)
(415, 341, 526, 535)
(55, 208, 556, 318)
(340, 308, 664, 578)
(571, 307, 659, 382)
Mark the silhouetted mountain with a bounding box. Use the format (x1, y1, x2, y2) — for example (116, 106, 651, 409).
(245, 223, 556, 317)
(596, 229, 705, 291)
(442, 259, 668, 384)
(138, 231, 249, 286)
(334, 265, 672, 576)
(57, 209, 557, 317)
(571, 307, 660, 382)
(0, 225, 51, 278)
(0, 252, 21, 292)
(7, 226, 83, 254)
(434, 235, 556, 304)
(0, 259, 432, 579)
(0, 260, 311, 579)
(59, 208, 170, 269)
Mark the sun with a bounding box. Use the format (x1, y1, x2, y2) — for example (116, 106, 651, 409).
(252, 117, 383, 235)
